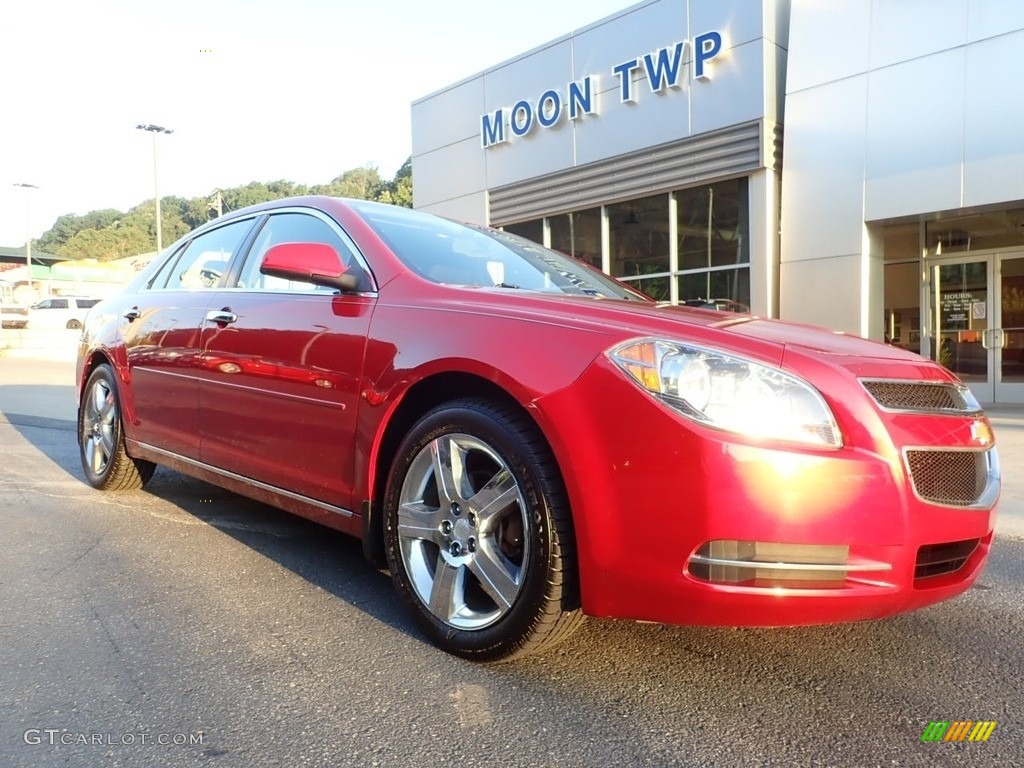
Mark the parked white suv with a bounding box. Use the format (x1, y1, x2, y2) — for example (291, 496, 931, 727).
(26, 296, 101, 330)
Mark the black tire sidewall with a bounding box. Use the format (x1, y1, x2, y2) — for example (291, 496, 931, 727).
(79, 365, 125, 488)
(384, 402, 557, 659)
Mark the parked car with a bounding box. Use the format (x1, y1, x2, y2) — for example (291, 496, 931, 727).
(0, 302, 30, 329)
(28, 296, 101, 330)
(75, 197, 1000, 661)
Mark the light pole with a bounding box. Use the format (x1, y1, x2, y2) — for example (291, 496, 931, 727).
(13, 182, 39, 288)
(135, 124, 174, 252)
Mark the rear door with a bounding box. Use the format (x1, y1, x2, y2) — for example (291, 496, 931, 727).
(197, 209, 376, 510)
(123, 218, 258, 459)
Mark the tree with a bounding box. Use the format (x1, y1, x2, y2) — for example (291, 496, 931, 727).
(34, 159, 414, 259)
(35, 209, 122, 253)
(221, 180, 309, 214)
(378, 156, 413, 208)
(57, 224, 151, 261)
(310, 166, 384, 200)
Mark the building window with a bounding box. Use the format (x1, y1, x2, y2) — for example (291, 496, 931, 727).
(549, 207, 601, 269)
(609, 194, 671, 293)
(675, 178, 749, 310)
(677, 179, 748, 270)
(497, 176, 750, 309)
(503, 219, 543, 243)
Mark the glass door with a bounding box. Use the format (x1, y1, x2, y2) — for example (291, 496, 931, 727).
(996, 253, 1024, 403)
(927, 259, 992, 403)
(926, 251, 1024, 403)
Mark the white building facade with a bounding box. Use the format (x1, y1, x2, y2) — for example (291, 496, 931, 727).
(411, 0, 1024, 404)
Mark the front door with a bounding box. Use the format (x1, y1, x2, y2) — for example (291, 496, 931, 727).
(996, 253, 1024, 403)
(196, 209, 376, 511)
(926, 251, 1024, 404)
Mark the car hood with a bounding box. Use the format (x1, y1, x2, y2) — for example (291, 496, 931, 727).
(444, 289, 922, 365)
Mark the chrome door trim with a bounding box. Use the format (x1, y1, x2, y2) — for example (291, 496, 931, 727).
(137, 442, 353, 518)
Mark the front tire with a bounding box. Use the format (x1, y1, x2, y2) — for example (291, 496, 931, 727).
(78, 364, 155, 490)
(384, 398, 583, 661)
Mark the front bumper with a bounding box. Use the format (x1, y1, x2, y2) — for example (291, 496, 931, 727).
(532, 358, 999, 627)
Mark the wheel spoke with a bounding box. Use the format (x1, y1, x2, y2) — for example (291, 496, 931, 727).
(397, 501, 445, 545)
(430, 436, 466, 504)
(87, 436, 106, 474)
(468, 542, 520, 611)
(428, 553, 464, 622)
(99, 396, 115, 426)
(468, 468, 518, 532)
(99, 431, 115, 461)
(91, 381, 107, 416)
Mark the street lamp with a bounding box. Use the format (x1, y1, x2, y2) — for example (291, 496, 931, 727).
(13, 182, 39, 288)
(135, 123, 174, 252)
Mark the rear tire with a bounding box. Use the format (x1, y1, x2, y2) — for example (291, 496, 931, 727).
(78, 364, 155, 490)
(66, 319, 83, 330)
(383, 398, 584, 661)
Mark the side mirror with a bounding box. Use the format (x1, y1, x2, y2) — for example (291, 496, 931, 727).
(260, 242, 361, 292)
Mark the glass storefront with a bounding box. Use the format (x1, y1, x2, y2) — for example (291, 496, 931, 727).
(881, 204, 1024, 403)
(882, 223, 922, 354)
(503, 219, 543, 244)
(1001, 257, 1024, 385)
(550, 208, 602, 269)
(609, 194, 671, 299)
(501, 177, 750, 309)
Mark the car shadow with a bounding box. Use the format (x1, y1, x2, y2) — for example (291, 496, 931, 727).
(0, 402, 419, 643)
(0, 381, 82, 482)
(137, 468, 415, 640)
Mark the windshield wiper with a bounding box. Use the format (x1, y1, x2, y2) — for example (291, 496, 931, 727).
(492, 282, 522, 289)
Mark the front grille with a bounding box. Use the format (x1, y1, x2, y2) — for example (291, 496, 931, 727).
(905, 450, 988, 506)
(915, 539, 979, 580)
(861, 380, 974, 413)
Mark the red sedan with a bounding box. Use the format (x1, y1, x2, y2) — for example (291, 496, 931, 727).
(76, 197, 1000, 661)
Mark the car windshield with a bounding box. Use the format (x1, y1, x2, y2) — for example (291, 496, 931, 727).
(351, 201, 648, 301)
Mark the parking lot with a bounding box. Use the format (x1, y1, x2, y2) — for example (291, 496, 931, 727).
(1, 344, 1022, 767)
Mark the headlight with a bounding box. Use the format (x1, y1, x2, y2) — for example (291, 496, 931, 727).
(609, 338, 842, 448)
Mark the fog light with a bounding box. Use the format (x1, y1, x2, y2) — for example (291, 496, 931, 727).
(687, 540, 888, 588)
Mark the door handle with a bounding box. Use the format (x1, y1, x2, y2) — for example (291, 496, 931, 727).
(123, 306, 141, 322)
(205, 308, 237, 325)
(981, 329, 993, 349)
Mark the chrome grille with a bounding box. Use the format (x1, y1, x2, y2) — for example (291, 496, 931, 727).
(905, 450, 988, 506)
(861, 380, 973, 412)
(915, 539, 979, 580)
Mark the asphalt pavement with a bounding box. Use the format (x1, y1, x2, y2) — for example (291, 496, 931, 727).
(0, 346, 1022, 767)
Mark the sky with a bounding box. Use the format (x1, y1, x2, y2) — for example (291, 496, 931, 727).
(0, 0, 635, 248)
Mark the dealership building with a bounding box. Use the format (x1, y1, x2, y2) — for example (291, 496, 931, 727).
(410, 0, 1024, 404)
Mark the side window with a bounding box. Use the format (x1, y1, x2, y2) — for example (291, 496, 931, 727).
(154, 219, 254, 290)
(51, 299, 69, 309)
(148, 242, 188, 290)
(235, 212, 368, 292)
